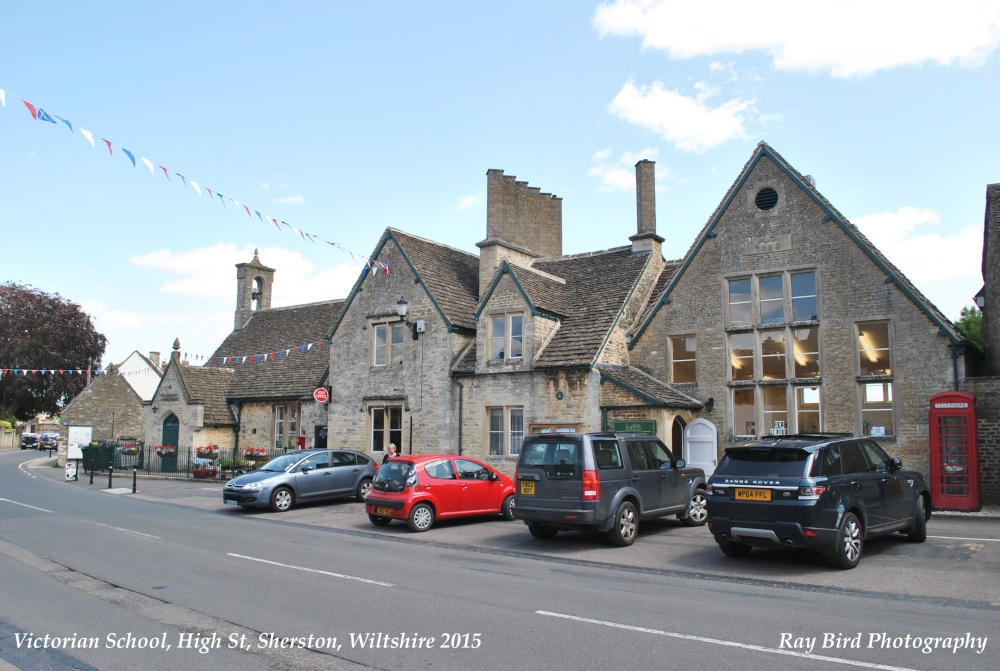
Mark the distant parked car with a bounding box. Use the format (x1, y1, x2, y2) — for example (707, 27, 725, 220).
(366, 454, 516, 532)
(223, 448, 378, 512)
(40, 432, 59, 450)
(20, 434, 40, 450)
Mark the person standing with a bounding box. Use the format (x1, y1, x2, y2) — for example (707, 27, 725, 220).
(382, 443, 398, 465)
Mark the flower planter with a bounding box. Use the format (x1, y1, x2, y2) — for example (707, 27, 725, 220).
(192, 469, 218, 480)
(196, 451, 219, 461)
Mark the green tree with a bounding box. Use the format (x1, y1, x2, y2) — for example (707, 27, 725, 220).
(955, 305, 984, 351)
(0, 282, 107, 419)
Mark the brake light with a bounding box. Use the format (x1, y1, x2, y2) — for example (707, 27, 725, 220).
(582, 470, 600, 500)
(798, 485, 827, 500)
(514, 468, 519, 482)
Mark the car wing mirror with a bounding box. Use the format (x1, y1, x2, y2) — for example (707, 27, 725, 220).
(490, 471, 499, 481)
(890, 457, 903, 471)
(300, 465, 313, 473)
(674, 458, 686, 469)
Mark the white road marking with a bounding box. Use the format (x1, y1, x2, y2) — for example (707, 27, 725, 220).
(0, 498, 54, 513)
(99, 488, 135, 495)
(536, 611, 922, 671)
(80, 520, 161, 539)
(227, 553, 393, 587)
(929, 535, 1000, 543)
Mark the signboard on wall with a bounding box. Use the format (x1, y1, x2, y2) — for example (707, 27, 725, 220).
(66, 426, 92, 460)
(613, 420, 657, 436)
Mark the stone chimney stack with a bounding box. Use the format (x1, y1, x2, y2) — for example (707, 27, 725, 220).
(630, 159, 664, 256)
(149, 352, 160, 368)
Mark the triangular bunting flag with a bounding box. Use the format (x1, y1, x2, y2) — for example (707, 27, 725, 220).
(80, 128, 95, 147)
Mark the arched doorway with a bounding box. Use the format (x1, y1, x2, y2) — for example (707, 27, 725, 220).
(671, 417, 686, 461)
(160, 414, 179, 473)
(684, 418, 718, 477)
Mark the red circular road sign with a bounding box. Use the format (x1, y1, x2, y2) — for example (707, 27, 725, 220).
(313, 387, 329, 403)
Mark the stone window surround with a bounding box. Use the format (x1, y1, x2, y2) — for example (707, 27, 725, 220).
(488, 312, 525, 361)
(724, 268, 819, 329)
(485, 405, 525, 457)
(373, 320, 407, 367)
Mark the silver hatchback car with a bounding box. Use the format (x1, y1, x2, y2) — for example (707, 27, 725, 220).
(223, 449, 377, 512)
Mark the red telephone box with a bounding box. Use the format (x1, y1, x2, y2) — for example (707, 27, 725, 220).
(928, 391, 980, 511)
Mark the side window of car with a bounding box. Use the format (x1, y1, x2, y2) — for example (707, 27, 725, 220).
(839, 442, 870, 474)
(626, 442, 651, 470)
(425, 459, 456, 480)
(299, 453, 330, 471)
(456, 458, 489, 480)
(810, 447, 843, 477)
(646, 441, 673, 469)
(336, 452, 358, 466)
(859, 441, 891, 472)
(592, 440, 623, 469)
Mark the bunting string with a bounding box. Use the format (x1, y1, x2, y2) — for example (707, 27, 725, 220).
(205, 340, 326, 365)
(0, 86, 391, 277)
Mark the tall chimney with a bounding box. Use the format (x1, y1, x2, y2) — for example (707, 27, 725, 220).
(630, 159, 664, 255)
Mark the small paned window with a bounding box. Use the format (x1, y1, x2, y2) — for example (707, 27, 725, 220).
(862, 381, 894, 437)
(792, 327, 820, 378)
(728, 278, 752, 327)
(858, 321, 891, 376)
(371, 406, 402, 452)
(762, 386, 788, 435)
(796, 387, 821, 433)
(791, 272, 818, 321)
(490, 315, 506, 359)
(509, 315, 524, 359)
(488, 407, 503, 455)
(758, 275, 785, 325)
(509, 408, 524, 456)
(760, 331, 787, 380)
(733, 388, 756, 437)
(374, 323, 406, 366)
(274, 406, 285, 450)
(730, 332, 755, 381)
(670, 335, 697, 383)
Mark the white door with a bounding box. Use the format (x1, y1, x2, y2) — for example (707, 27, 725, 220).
(684, 418, 718, 478)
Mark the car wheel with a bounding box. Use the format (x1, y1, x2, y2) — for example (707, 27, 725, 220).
(828, 512, 863, 569)
(368, 514, 391, 527)
(680, 488, 708, 527)
(501, 494, 516, 520)
(356, 478, 373, 502)
(268, 487, 294, 513)
(718, 539, 752, 557)
(606, 501, 638, 547)
(407, 503, 435, 532)
(905, 496, 927, 543)
(528, 523, 557, 539)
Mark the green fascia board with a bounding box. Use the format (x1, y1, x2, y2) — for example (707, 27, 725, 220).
(599, 371, 664, 407)
(328, 230, 456, 340)
(629, 146, 961, 347)
(473, 261, 542, 320)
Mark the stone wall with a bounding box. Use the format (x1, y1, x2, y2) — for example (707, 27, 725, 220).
(61, 375, 145, 442)
(960, 376, 1000, 505)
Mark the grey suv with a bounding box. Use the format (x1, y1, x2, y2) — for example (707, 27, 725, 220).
(706, 434, 931, 569)
(513, 432, 707, 546)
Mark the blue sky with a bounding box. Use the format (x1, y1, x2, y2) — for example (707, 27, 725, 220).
(2, 1, 997, 368)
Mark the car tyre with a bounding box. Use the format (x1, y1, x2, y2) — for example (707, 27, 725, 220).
(408, 503, 435, 532)
(501, 494, 516, 520)
(828, 512, 863, 569)
(269, 487, 294, 513)
(528, 523, 558, 539)
(606, 501, 638, 547)
(717, 539, 752, 557)
(368, 514, 391, 527)
(905, 496, 927, 543)
(356, 478, 373, 502)
(680, 488, 708, 527)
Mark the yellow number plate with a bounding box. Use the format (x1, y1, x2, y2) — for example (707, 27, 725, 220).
(375, 507, 393, 516)
(735, 488, 771, 502)
(520, 481, 535, 496)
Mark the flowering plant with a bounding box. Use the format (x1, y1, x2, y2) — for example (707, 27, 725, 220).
(196, 445, 219, 459)
(243, 446, 266, 458)
(154, 445, 177, 457)
(192, 465, 218, 479)
(119, 444, 139, 455)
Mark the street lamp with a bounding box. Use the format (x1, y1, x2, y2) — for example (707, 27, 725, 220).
(396, 296, 422, 340)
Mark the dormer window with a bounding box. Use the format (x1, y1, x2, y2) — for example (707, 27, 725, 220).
(490, 313, 524, 360)
(374, 322, 406, 366)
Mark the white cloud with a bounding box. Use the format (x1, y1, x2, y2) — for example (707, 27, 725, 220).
(456, 195, 481, 211)
(853, 206, 982, 286)
(588, 147, 688, 192)
(275, 195, 306, 206)
(594, 0, 1000, 77)
(609, 80, 754, 152)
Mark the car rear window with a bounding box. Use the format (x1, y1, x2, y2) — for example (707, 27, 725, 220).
(715, 448, 810, 478)
(519, 441, 580, 479)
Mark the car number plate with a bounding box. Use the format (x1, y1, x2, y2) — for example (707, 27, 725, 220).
(520, 481, 535, 496)
(734, 488, 771, 502)
(224, 500, 238, 506)
(375, 507, 393, 516)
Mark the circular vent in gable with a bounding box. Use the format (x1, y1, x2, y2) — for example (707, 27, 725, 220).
(755, 187, 778, 211)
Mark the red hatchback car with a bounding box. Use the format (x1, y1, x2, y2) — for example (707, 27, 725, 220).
(366, 454, 516, 531)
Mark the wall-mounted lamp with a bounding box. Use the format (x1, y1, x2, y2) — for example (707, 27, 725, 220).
(624, 331, 634, 346)
(151, 406, 159, 414)
(396, 296, 424, 340)
(704, 397, 714, 413)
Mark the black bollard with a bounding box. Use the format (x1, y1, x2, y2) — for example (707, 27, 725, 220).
(89, 456, 94, 485)
(108, 464, 113, 489)
(132, 467, 137, 494)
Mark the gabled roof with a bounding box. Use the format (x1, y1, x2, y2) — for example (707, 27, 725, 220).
(330, 228, 480, 337)
(530, 247, 652, 368)
(598, 365, 704, 410)
(208, 299, 343, 400)
(173, 364, 236, 425)
(115, 350, 162, 402)
(475, 260, 572, 320)
(632, 142, 964, 346)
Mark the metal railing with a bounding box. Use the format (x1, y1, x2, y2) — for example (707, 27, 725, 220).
(78, 440, 291, 481)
